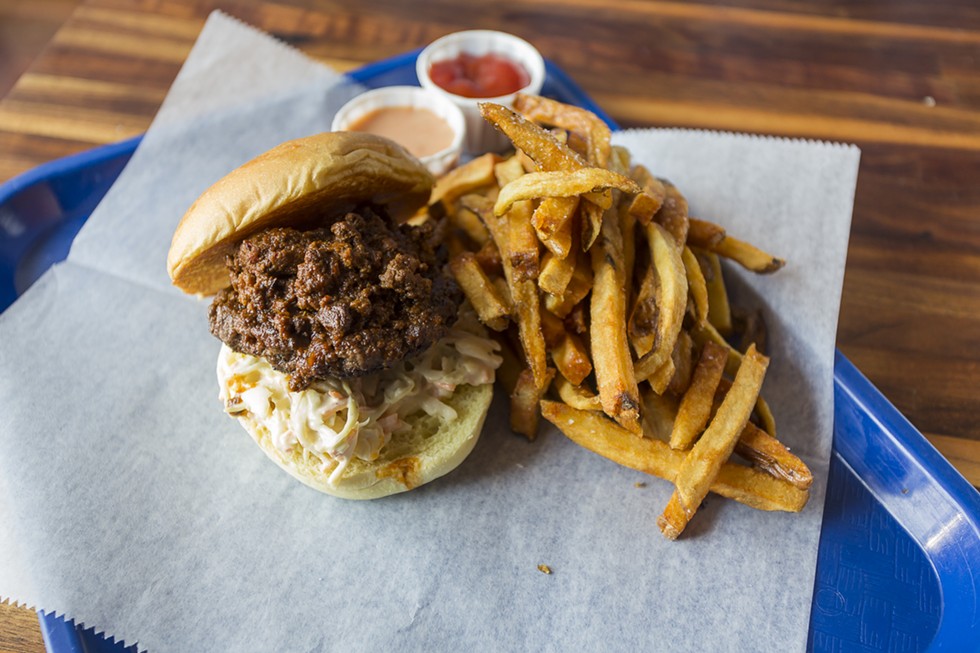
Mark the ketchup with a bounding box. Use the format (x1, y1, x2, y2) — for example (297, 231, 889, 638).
(429, 52, 530, 98)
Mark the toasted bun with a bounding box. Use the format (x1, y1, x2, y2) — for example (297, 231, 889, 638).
(230, 381, 493, 500)
(167, 131, 434, 296)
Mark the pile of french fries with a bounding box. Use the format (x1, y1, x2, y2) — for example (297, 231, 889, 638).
(431, 94, 812, 539)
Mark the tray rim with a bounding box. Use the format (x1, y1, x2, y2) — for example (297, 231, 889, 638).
(0, 49, 975, 653)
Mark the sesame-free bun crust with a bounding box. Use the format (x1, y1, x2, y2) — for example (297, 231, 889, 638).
(167, 131, 434, 295)
(231, 381, 493, 500)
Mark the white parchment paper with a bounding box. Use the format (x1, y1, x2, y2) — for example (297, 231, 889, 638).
(0, 12, 860, 652)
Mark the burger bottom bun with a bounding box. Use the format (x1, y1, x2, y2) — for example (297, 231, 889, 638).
(230, 381, 493, 500)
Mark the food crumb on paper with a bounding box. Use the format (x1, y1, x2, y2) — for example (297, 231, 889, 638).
(537, 564, 552, 575)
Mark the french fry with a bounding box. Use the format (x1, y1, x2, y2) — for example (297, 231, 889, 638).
(494, 168, 641, 217)
(463, 194, 548, 390)
(736, 422, 812, 490)
(492, 332, 523, 395)
(641, 388, 679, 442)
(682, 246, 709, 325)
(633, 223, 688, 392)
(580, 202, 604, 251)
(543, 253, 593, 317)
(479, 102, 585, 172)
(511, 368, 555, 440)
(514, 92, 611, 168)
(710, 235, 786, 274)
(654, 179, 690, 246)
(555, 376, 602, 412)
(628, 164, 666, 225)
(494, 155, 525, 187)
(533, 197, 577, 259)
(505, 200, 539, 281)
(430, 153, 500, 206)
(754, 395, 777, 437)
(590, 207, 642, 434)
(666, 329, 695, 396)
(450, 207, 491, 246)
(511, 279, 549, 390)
(669, 341, 728, 450)
(552, 330, 592, 386)
(449, 253, 511, 332)
(658, 345, 769, 539)
(540, 400, 807, 513)
(474, 239, 503, 278)
(628, 258, 658, 359)
(698, 249, 733, 336)
(687, 217, 726, 249)
(538, 250, 577, 297)
(532, 196, 578, 237)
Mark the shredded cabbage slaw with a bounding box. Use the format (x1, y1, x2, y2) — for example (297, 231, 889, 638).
(218, 308, 501, 485)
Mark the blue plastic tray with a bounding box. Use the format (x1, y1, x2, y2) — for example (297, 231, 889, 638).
(2, 52, 977, 653)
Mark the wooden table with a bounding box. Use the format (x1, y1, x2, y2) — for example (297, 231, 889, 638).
(1, 0, 978, 650)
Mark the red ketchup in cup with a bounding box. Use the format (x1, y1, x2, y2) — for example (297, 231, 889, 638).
(428, 52, 531, 99)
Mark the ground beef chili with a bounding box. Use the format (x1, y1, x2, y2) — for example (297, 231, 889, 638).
(208, 207, 461, 391)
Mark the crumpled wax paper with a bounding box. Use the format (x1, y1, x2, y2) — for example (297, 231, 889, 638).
(0, 11, 859, 652)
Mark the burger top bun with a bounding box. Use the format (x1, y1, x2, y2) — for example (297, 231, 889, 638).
(167, 131, 435, 296)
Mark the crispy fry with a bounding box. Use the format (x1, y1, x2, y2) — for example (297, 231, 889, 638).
(464, 193, 548, 389)
(641, 388, 679, 442)
(682, 246, 709, 325)
(754, 395, 777, 437)
(543, 253, 593, 317)
(505, 200, 539, 281)
(532, 196, 578, 239)
(430, 153, 500, 207)
(692, 321, 743, 380)
(533, 197, 577, 259)
(628, 164, 666, 225)
(590, 208, 642, 434)
(736, 422, 812, 490)
(474, 239, 503, 277)
(580, 202, 604, 251)
(495, 168, 641, 217)
(634, 223, 688, 392)
(654, 179, 689, 246)
(698, 249, 733, 336)
(479, 102, 585, 172)
(449, 253, 511, 332)
(511, 279, 548, 390)
(670, 341, 728, 450)
(666, 329, 695, 396)
(490, 277, 512, 312)
(658, 345, 769, 539)
(552, 330, 592, 386)
(540, 400, 807, 512)
(514, 92, 611, 168)
(492, 332, 523, 395)
(711, 235, 786, 274)
(628, 257, 658, 359)
(511, 368, 555, 440)
(555, 376, 602, 412)
(494, 155, 525, 188)
(539, 250, 577, 297)
(450, 207, 491, 246)
(687, 217, 726, 249)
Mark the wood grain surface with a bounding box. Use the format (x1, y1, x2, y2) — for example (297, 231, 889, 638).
(1, 0, 978, 650)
